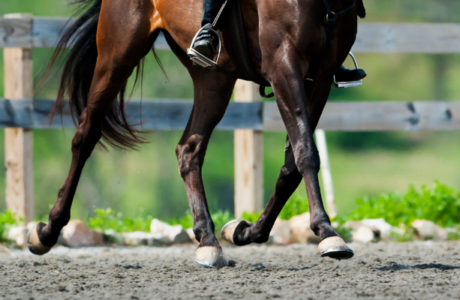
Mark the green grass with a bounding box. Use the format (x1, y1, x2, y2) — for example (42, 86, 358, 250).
(345, 181, 460, 228)
(0, 211, 19, 245)
(87, 208, 153, 233)
(241, 193, 310, 223)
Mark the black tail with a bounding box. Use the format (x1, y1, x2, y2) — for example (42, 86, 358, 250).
(44, 0, 147, 150)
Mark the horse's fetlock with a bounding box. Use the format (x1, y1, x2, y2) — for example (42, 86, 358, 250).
(193, 222, 215, 244)
(310, 223, 321, 236)
(49, 211, 70, 229)
(253, 231, 270, 244)
(311, 218, 334, 237)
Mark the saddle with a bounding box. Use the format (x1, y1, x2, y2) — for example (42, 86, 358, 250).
(188, 0, 361, 98)
(225, 0, 362, 96)
(225, 0, 270, 88)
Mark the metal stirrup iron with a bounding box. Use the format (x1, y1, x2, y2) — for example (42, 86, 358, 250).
(333, 52, 363, 89)
(187, 0, 228, 69)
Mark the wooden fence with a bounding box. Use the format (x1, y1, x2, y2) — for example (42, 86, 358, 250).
(2, 14, 460, 222)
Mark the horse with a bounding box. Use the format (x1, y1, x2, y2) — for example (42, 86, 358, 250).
(27, 0, 366, 267)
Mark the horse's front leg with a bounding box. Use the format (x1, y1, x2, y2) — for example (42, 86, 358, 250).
(223, 80, 332, 244)
(175, 71, 236, 268)
(268, 58, 352, 258)
(223, 52, 353, 259)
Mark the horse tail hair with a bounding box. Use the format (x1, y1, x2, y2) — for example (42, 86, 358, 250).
(42, 0, 147, 150)
(357, 0, 366, 19)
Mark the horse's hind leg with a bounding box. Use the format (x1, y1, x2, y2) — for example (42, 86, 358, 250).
(175, 72, 235, 268)
(27, 0, 156, 254)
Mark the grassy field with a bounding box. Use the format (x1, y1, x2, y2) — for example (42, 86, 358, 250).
(0, 0, 460, 220)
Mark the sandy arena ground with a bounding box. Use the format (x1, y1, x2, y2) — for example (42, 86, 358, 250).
(1, 241, 460, 300)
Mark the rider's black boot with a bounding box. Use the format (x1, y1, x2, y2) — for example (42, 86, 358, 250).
(192, 29, 219, 61)
(190, 0, 227, 70)
(334, 66, 367, 82)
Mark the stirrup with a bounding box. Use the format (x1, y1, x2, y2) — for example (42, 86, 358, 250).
(187, 24, 222, 70)
(333, 52, 363, 89)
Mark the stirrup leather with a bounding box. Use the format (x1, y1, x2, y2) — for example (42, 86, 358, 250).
(187, 24, 222, 70)
(333, 52, 363, 89)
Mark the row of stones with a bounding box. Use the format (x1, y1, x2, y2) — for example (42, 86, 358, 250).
(5, 213, 456, 249)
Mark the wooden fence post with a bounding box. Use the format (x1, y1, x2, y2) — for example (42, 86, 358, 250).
(315, 129, 337, 218)
(234, 80, 263, 217)
(4, 13, 34, 223)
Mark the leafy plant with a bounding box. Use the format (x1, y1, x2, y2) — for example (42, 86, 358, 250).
(279, 194, 309, 220)
(389, 227, 415, 242)
(332, 223, 353, 243)
(211, 210, 233, 234)
(346, 181, 460, 228)
(0, 211, 19, 244)
(169, 210, 233, 235)
(88, 208, 153, 233)
(168, 211, 193, 229)
(240, 194, 310, 223)
(241, 211, 262, 223)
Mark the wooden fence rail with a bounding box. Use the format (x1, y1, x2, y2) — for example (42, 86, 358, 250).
(2, 98, 460, 131)
(3, 18, 460, 53)
(2, 14, 460, 222)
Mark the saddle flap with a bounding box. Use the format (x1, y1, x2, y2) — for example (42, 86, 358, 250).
(225, 0, 270, 87)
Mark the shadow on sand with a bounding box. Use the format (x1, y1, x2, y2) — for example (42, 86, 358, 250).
(376, 263, 460, 272)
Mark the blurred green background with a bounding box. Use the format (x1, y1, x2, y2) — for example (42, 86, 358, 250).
(0, 0, 460, 220)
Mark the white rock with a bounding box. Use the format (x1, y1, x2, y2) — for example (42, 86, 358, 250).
(345, 218, 394, 241)
(59, 220, 103, 248)
(7, 226, 28, 247)
(122, 231, 168, 246)
(360, 219, 393, 239)
(150, 219, 192, 244)
(412, 219, 448, 240)
(0, 244, 10, 256)
(186, 228, 199, 244)
(289, 213, 320, 244)
(352, 226, 375, 243)
(391, 225, 407, 236)
(270, 219, 292, 245)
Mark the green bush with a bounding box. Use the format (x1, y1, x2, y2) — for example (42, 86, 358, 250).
(0, 211, 19, 244)
(168, 211, 193, 229)
(346, 181, 460, 228)
(279, 194, 309, 220)
(241, 193, 310, 223)
(88, 208, 153, 233)
(241, 211, 261, 223)
(88, 207, 233, 236)
(169, 210, 233, 235)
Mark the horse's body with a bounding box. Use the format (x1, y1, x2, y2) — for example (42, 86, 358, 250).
(28, 0, 366, 266)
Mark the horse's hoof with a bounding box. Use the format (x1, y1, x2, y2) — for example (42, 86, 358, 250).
(195, 246, 228, 268)
(27, 222, 52, 255)
(318, 236, 354, 260)
(221, 219, 243, 245)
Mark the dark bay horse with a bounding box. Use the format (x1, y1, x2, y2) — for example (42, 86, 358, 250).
(27, 0, 366, 267)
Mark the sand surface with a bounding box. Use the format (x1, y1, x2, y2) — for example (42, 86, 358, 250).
(1, 241, 460, 299)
